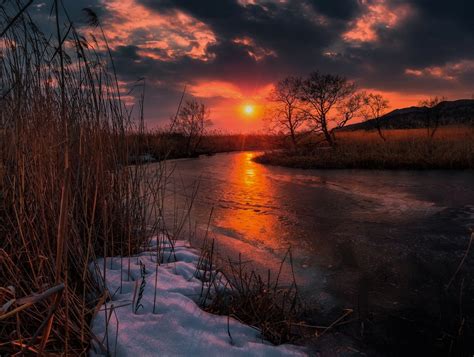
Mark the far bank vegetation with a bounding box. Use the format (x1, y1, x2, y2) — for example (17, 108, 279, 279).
(260, 72, 474, 169)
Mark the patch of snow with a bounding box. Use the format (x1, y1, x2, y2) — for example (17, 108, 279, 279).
(90, 238, 306, 356)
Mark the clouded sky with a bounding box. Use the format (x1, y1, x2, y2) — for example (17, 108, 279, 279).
(20, 0, 474, 131)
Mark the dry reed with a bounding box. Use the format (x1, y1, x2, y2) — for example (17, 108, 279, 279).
(0, 3, 165, 354)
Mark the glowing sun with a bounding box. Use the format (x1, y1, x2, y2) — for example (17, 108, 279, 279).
(243, 104, 255, 116)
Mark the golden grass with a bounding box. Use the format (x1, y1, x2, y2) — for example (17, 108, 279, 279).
(256, 127, 474, 169)
(0, 7, 165, 354)
(337, 126, 474, 143)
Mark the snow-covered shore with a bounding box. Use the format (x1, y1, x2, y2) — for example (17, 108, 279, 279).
(90, 237, 306, 356)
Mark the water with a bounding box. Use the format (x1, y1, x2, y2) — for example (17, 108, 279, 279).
(158, 151, 474, 352)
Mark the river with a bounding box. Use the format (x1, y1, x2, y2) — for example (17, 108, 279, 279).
(158, 151, 474, 354)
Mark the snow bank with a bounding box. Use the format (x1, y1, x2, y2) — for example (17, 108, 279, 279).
(90, 238, 306, 356)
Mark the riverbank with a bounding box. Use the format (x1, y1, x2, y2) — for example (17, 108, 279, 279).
(254, 128, 474, 170)
(90, 236, 306, 356)
(130, 133, 279, 164)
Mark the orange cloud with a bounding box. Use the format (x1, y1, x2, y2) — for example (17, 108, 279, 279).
(232, 36, 277, 61)
(189, 80, 273, 100)
(99, 0, 216, 61)
(404, 68, 423, 77)
(405, 60, 474, 81)
(343, 0, 411, 43)
(237, 0, 257, 5)
(189, 81, 244, 99)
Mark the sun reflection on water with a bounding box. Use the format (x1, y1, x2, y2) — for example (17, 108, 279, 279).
(243, 153, 257, 186)
(214, 151, 287, 251)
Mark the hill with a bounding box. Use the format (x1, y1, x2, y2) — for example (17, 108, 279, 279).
(345, 99, 474, 130)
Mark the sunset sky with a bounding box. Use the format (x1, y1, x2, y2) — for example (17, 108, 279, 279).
(28, 0, 474, 131)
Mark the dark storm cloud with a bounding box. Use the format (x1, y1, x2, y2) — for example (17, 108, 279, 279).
(132, 0, 474, 87)
(137, 0, 343, 68)
(109, 0, 348, 95)
(340, 0, 474, 93)
(2, 0, 105, 38)
(99, 0, 348, 124)
(38, 0, 474, 124)
(307, 0, 362, 20)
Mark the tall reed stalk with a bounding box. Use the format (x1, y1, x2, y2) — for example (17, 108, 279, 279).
(0, 3, 165, 354)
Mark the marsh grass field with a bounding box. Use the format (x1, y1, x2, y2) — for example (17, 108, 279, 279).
(0, 5, 173, 354)
(255, 127, 474, 170)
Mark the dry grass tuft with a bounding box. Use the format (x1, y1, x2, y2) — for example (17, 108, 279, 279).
(195, 239, 303, 345)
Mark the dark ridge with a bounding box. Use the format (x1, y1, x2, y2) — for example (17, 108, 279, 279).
(344, 99, 474, 130)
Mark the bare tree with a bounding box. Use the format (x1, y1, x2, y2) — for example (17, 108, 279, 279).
(300, 72, 359, 146)
(266, 77, 308, 151)
(362, 93, 390, 141)
(171, 99, 212, 155)
(419, 96, 447, 138)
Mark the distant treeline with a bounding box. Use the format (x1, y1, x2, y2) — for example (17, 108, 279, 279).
(129, 131, 281, 162)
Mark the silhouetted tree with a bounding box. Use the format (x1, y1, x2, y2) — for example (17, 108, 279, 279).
(419, 96, 447, 138)
(362, 93, 390, 141)
(300, 72, 360, 146)
(266, 77, 308, 151)
(171, 99, 212, 155)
